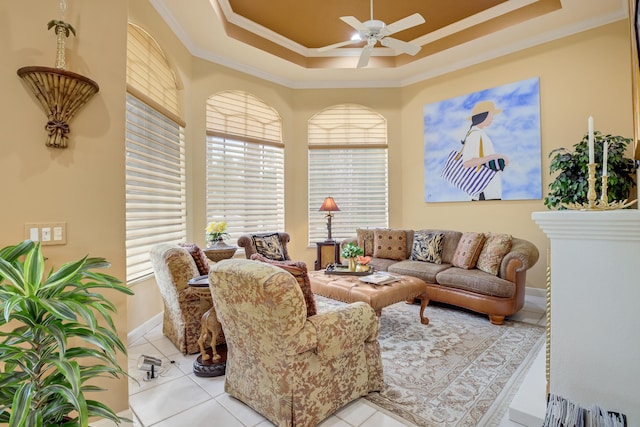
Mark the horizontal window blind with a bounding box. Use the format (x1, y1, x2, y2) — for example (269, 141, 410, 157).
(308, 105, 388, 244)
(127, 23, 181, 121)
(126, 23, 185, 283)
(206, 92, 284, 244)
(126, 94, 186, 282)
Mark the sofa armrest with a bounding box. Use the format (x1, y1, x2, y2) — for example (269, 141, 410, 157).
(499, 237, 540, 279)
(306, 302, 379, 361)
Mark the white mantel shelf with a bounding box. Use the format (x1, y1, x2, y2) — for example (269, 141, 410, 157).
(532, 209, 640, 425)
(532, 209, 640, 240)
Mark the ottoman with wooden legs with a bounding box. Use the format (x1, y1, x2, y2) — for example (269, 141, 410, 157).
(308, 270, 430, 324)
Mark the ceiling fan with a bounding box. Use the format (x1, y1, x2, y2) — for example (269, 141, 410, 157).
(317, 0, 425, 68)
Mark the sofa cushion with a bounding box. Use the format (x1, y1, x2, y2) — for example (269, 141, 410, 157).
(178, 243, 210, 276)
(373, 229, 408, 261)
(410, 231, 445, 264)
(388, 260, 452, 284)
(252, 233, 286, 261)
(250, 254, 317, 316)
(356, 228, 375, 257)
(435, 267, 516, 298)
(477, 233, 512, 276)
(451, 232, 486, 269)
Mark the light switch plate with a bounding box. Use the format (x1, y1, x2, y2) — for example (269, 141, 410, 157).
(25, 222, 67, 246)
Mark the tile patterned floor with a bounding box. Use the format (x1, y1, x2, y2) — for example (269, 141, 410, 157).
(122, 295, 546, 426)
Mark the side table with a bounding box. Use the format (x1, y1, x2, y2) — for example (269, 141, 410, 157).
(314, 241, 341, 270)
(203, 242, 237, 263)
(188, 276, 227, 377)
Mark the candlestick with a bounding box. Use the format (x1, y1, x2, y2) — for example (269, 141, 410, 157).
(587, 163, 596, 209)
(601, 175, 608, 203)
(588, 116, 594, 164)
(602, 140, 608, 176)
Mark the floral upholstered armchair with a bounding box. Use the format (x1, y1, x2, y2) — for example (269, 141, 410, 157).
(209, 259, 383, 427)
(150, 243, 221, 355)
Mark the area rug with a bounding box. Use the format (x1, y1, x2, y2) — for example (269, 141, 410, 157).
(315, 296, 545, 427)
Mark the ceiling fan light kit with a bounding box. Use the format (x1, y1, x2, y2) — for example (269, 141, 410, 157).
(317, 0, 425, 68)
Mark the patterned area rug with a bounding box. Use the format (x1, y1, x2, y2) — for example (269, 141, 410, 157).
(315, 296, 545, 427)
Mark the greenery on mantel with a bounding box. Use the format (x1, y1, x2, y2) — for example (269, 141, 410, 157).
(544, 131, 637, 210)
(0, 240, 133, 427)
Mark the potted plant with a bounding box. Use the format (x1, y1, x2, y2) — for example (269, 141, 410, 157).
(341, 242, 364, 271)
(0, 240, 133, 426)
(544, 131, 637, 209)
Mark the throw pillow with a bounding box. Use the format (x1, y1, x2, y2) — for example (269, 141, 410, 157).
(451, 232, 486, 269)
(179, 243, 211, 276)
(250, 254, 317, 316)
(410, 231, 445, 264)
(373, 229, 407, 261)
(476, 233, 513, 276)
(356, 228, 375, 256)
(252, 233, 285, 261)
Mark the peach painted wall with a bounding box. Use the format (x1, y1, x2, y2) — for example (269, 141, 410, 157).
(1, 0, 129, 415)
(399, 21, 634, 292)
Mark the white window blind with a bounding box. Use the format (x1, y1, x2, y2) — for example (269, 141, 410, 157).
(127, 23, 181, 124)
(308, 104, 389, 244)
(126, 23, 185, 283)
(206, 91, 284, 243)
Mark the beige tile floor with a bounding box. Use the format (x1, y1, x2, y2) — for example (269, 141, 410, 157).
(122, 295, 546, 427)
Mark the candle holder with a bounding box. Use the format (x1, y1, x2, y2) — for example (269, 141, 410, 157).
(562, 163, 637, 210)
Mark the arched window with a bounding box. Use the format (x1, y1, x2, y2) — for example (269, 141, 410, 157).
(125, 23, 186, 282)
(206, 91, 284, 244)
(308, 104, 389, 244)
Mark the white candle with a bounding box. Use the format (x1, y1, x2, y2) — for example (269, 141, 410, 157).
(602, 140, 608, 176)
(588, 116, 594, 164)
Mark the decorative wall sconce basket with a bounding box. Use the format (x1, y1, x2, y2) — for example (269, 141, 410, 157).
(17, 66, 99, 148)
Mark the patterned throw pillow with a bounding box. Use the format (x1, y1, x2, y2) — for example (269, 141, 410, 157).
(250, 254, 317, 316)
(476, 233, 512, 276)
(356, 228, 375, 256)
(179, 243, 211, 276)
(252, 233, 285, 261)
(410, 232, 445, 264)
(373, 229, 408, 261)
(451, 232, 486, 269)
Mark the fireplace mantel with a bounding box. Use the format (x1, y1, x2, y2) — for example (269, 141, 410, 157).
(532, 210, 640, 424)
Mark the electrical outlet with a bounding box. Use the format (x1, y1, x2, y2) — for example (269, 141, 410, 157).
(41, 227, 51, 242)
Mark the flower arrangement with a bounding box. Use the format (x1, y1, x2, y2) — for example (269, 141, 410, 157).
(341, 242, 364, 259)
(357, 256, 371, 265)
(206, 221, 229, 246)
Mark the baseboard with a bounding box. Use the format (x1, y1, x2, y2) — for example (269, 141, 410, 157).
(525, 286, 546, 299)
(128, 312, 163, 345)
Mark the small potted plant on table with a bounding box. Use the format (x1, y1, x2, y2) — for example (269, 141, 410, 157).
(341, 242, 364, 272)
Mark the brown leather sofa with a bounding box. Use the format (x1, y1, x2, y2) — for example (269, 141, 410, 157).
(343, 229, 539, 325)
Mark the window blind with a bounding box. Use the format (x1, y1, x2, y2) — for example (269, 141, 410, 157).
(125, 23, 185, 283)
(127, 23, 181, 123)
(206, 92, 284, 244)
(308, 104, 389, 244)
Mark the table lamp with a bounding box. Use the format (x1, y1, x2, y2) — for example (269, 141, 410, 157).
(319, 197, 340, 242)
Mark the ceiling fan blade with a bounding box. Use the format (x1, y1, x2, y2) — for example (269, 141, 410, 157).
(317, 39, 362, 52)
(357, 46, 373, 68)
(381, 13, 425, 36)
(380, 37, 421, 56)
(340, 16, 369, 34)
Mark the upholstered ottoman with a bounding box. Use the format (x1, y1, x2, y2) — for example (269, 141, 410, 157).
(308, 270, 429, 324)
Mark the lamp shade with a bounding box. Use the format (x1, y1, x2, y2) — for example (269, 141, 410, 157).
(319, 197, 340, 212)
